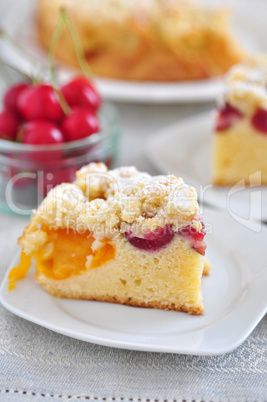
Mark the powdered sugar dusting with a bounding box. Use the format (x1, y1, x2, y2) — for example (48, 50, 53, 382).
(37, 183, 87, 228)
(33, 163, 201, 238)
(225, 59, 267, 114)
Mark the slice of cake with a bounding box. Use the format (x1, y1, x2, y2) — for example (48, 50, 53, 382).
(9, 163, 211, 315)
(213, 58, 267, 186)
(37, 0, 244, 82)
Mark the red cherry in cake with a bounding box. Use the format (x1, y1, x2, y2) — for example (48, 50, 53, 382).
(125, 225, 174, 251)
(61, 76, 101, 112)
(18, 84, 64, 122)
(215, 103, 243, 132)
(179, 225, 205, 241)
(62, 107, 100, 141)
(251, 108, 267, 134)
(3, 82, 29, 115)
(0, 110, 20, 141)
(193, 241, 206, 256)
(178, 224, 206, 256)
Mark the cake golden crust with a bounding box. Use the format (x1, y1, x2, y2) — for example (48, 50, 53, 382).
(36, 291, 203, 315)
(36, 0, 244, 82)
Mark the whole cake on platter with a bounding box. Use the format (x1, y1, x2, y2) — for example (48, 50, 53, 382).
(213, 57, 267, 186)
(37, 0, 244, 82)
(9, 163, 211, 315)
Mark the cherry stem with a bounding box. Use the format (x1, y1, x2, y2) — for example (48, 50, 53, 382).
(0, 60, 32, 83)
(0, 30, 59, 88)
(47, 12, 70, 115)
(47, 14, 65, 86)
(61, 8, 93, 79)
(0, 30, 42, 84)
(0, 30, 39, 66)
(47, 8, 94, 116)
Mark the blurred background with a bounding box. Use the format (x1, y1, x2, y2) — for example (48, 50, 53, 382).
(0, 0, 267, 214)
(1, 0, 267, 170)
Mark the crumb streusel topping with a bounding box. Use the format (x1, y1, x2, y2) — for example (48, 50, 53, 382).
(28, 163, 201, 240)
(224, 57, 267, 114)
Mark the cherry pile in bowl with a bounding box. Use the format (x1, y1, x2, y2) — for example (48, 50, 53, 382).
(0, 76, 101, 144)
(0, 76, 119, 214)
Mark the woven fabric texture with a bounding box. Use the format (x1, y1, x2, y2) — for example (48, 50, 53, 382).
(0, 303, 266, 402)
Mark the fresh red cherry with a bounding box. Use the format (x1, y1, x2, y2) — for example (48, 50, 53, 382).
(178, 224, 206, 256)
(61, 77, 88, 106)
(22, 120, 64, 145)
(78, 85, 101, 112)
(125, 225, 174, 251)
(22, 120, 64, 163)
(61, 76, 101, 112)
(3, 82, 29, 115)
(251, 108, 267, 134)
(62, 107, 100, 142)
(215, 103, 243, 132)
(18, 84, 64, 122)
(0, 111, 20, 141)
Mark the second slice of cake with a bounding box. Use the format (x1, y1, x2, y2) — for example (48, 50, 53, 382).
(213, 58, 267, 186)
(10, 163, 210, 315)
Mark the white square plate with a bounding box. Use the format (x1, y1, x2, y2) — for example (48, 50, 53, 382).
(146, 111, 267, 222)
(1, 208, 266, 355)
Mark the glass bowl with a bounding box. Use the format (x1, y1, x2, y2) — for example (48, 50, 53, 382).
(0, 103, 120, 215)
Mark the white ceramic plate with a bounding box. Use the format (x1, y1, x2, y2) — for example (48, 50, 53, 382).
(1, 0, 267, 103)
(1, 208, 267, 355)
(146, 112, 267, 222)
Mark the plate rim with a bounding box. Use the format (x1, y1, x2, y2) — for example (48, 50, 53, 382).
(93, 77, 224, 104)
(1, 207, 266, 356)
